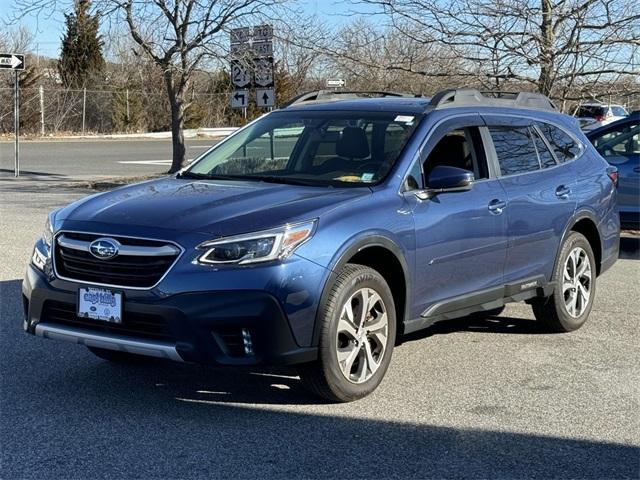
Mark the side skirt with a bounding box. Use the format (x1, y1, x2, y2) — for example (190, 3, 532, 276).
(403, 275, 551, 335)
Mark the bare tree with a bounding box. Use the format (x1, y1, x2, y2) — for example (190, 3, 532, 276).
(13, 0, 286, 172)
(355, 0, 640, 102)
(115, 0, 288, 172)
(320, 18, 466, 94)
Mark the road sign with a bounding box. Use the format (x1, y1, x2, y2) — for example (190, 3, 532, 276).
(326, 79, 345, 88)
(254, 57, 274, 88)
(231, 90, 249, 109)
(0, 53, 25, 71)
(230, 27, 252, 44)
(252, 41, 273, 57)
(230, 42, 250, 59)
(256, 88, 275, 108)
(230, 59, 251, 88)
(253, 24, 273, 41)
(229, 25, 275, 109)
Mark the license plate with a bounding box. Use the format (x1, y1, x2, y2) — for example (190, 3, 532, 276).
(78, 287, 123, 323)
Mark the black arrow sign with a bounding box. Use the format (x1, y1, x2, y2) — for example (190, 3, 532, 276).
(234, 92, 245, 102)
(0, 53, 25, 70)
(262, 92, 269, 103)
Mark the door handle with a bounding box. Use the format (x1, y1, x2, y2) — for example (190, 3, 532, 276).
(634, 167, 640, 173)
(555, 185, 571, 199)
(488, 199, 506, 214)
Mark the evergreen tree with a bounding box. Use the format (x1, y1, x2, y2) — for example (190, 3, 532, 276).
(58, 0, 104, 88)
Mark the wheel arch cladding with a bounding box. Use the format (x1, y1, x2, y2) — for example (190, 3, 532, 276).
(312, 239, 409, 345)
(570, 217, 602, 276)
(347, 246, 407, 335)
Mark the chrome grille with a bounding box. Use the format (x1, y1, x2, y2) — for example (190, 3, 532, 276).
(53, 232, 182, 289)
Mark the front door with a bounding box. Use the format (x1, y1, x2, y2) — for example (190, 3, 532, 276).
(408, 114, 508, 319)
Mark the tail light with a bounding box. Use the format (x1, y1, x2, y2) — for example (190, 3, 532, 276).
(606, 166, 618, 187)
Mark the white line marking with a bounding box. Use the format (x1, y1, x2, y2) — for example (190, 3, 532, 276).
(118, 160, 172, 165)
(118, 159, 194, 166)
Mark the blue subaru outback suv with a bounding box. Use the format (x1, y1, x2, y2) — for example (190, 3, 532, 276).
(23, 89, 620, 402)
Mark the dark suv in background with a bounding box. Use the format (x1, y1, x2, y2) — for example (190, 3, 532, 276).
(587, 111, 639, 229)
(23, 89, 619, 402)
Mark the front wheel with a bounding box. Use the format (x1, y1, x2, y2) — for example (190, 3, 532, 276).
(298, 264, 396, 402)
(531, 232, 596, 332)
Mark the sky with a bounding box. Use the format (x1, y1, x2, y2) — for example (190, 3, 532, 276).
(1, 0, 375, 59)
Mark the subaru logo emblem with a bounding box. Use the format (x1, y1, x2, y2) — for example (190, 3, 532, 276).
(89, 238, 120, 260)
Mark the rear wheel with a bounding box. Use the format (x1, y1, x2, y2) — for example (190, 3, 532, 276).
(531, 232, 596, 332)
(87, 346, 153, 363)
(298, 264, 396, 402)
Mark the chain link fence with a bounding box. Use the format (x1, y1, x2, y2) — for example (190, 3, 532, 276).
(0, 86, 232, 136)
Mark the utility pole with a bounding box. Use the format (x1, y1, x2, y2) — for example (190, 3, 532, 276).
(39, 85, 45, 136)
(14, 70, 20, 177)
(1, 53, 24, 177)
(82, 87, 87, 135)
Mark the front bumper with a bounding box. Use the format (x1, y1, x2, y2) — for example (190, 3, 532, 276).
(23, 264, 317, 366)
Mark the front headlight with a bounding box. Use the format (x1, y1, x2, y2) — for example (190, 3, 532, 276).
(42, 214, 54, 248)
(197, 220, 317, 265)
(32, 211, 56, 271)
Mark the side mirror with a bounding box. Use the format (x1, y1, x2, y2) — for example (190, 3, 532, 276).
(415, 165, 474, 200)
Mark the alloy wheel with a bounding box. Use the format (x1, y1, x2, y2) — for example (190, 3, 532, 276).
(562, 246, 592, 318)
(335, 287, 389, 384)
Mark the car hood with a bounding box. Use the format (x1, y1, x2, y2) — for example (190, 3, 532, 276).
(57, 177, 371, 236)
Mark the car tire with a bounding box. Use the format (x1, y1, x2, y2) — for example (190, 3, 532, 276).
(531, 232, 596, 332)
(87, 346, 153, 363)
(298, 264, 396, 402)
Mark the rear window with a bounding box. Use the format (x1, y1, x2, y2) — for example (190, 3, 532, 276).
(536, 122, 581, 162)
(489, 126, 540, 176)
(576, 106, 605, 118)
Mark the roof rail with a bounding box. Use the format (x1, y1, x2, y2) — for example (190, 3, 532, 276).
(282, 90, 422, 108)
(429, 88, 557, 111)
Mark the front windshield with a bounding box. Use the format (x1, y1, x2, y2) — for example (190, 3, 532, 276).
(185, 111, 422, 187)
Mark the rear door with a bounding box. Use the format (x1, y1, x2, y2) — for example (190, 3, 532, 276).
(482, 115, 577, 284)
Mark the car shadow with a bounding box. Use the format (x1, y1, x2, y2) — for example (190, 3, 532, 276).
(0, 168, 68, 178)
(619, 234, 640, 260)
(400, 314, 545, 345)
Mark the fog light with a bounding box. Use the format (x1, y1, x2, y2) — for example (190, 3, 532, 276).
(242, 328, 254, 356)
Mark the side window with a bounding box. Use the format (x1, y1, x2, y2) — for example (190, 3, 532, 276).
(488, 126, 540, 176)
(536, 122, 581, 162)
(405, 160, 423, 191)
(592, 123, 640, 156)
(531, 128, 557, 169)
(423, 127, 488, 180)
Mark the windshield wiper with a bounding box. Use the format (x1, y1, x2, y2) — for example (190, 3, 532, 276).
(176, 171, 243, 181)
(245, 175, 323, 187)
(178, 171, 322, 187)
(176, 171, 211, 179)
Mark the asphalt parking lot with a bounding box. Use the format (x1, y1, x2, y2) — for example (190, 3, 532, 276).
(1, 181, 639, 479)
